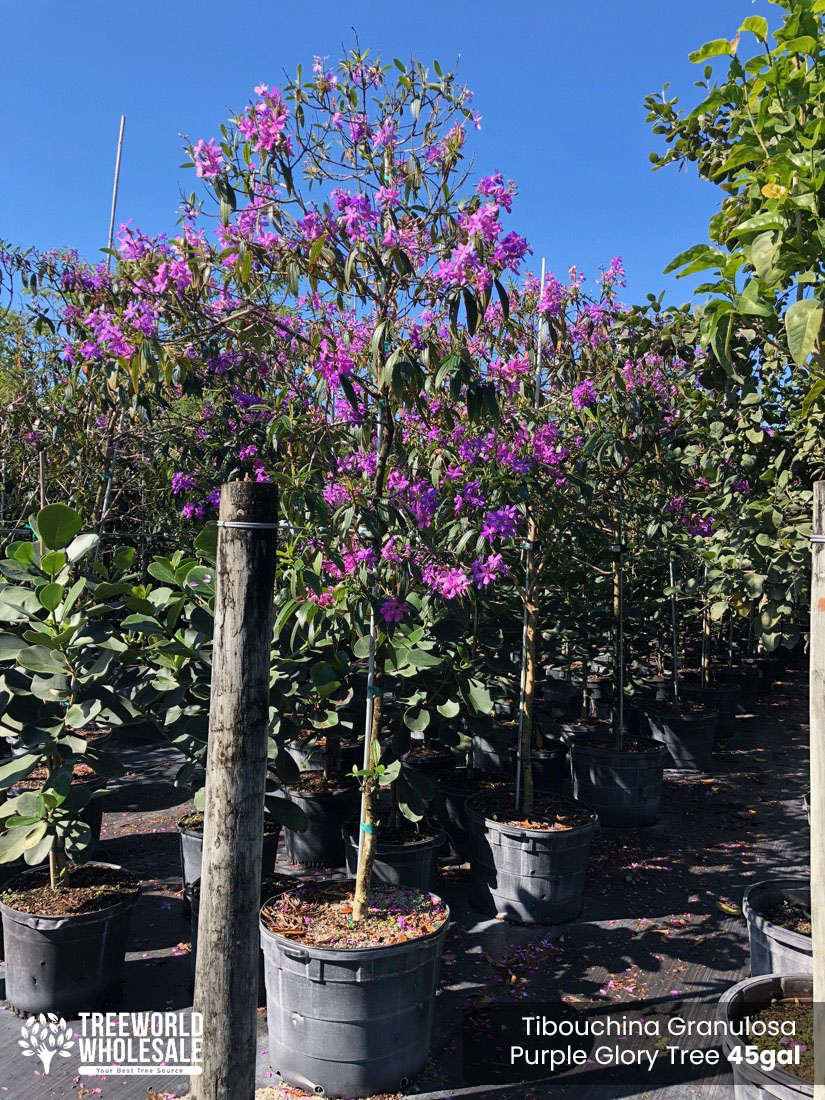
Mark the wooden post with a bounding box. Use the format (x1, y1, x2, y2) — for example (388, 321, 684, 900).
(810, 482, 825, 1096)
(192, 481, 278, 1100)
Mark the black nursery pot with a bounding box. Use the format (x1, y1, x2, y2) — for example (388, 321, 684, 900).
(286, 738, 363, 774)
(569, 737, 667, 827)
(282, 784, 360, 867)
(342, 827, 444, 891)
(260, 887, 449, 1098)
(177, 818, 281, 913)
(717, 975, 813, 1100)
(401, 747, 457, 778)
(0, 862, 139, 1016)
(466, 794, 598, 924)
(743, 878, 812, 976)
(677, 683, 739, 738)
(509, 742, 568, 795)
(641, 707, 718, 772)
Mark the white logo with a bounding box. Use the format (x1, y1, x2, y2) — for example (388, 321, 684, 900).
(18, 1014, 75, 1074)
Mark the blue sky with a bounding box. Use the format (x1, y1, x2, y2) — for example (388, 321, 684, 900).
(1, 0, 777, 306)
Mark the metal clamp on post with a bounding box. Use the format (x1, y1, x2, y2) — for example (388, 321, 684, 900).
(216, 520, 279, 531)
(811, 535, 825, 544)
(610, 543, 626, 555)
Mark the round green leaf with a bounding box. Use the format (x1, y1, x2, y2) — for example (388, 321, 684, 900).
(40, 550, 67, 575)
(37, 582, 64, 612)
(36, 504, 83, 551)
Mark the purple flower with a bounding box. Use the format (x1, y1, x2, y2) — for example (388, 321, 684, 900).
(572, 379, 597, 410)
(471, 553, 507, 588)
(193, 138, 223, 179)
(380, 596, 409, 623)
(481, 505, 519, 540)
(171, 471, 196, 495)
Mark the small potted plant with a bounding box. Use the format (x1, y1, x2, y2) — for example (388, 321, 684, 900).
(0, 504, 138, 1015)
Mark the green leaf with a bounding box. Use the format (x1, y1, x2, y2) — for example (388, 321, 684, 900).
(406, 648, 440, 669)
(403, 708, 431, 733)
(710, 600, 728, 622)
(36, 504, 83, 551)
(266, 795, 308, 832)
(37, 583, 63, 612)
(40, 550, 67, 575)
(0, 632, 22, 660)
(65, 698, 103, 728)
(688, 39, 733, 63)
(66, 532, 100, 563)
(784, 298, 823, 366)
(436, 699, 460, 719)
(16, 645, 67, 675)
(0, 753, 41, 790)
(739, 15, 768, 40)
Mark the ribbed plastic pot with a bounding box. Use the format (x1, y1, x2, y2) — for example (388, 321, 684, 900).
(803, 792, 810, 825)
(342, 828, 444, 890)
(569, 739, 666, 826)
(283, 785, 359, 867)
(260, 892, 449, 1097)
(187, 882, 266, 1006)
(177, 821, 281, 915)
(286, 739, 362, 774)
(743, 879, 812, 976)
(641, 708, 718, 771)
(678, 684, 739, 738)
(717, 974, 812, 1100)
(716, 665, 762, 695)
(0, 862, 139, 1015)
(466, 795, 598, 924)
(432, 775, 476, 861)
(401, 749, 456, 779)
(641, 677, 671, 703)
(471, 729, 513, 773)
(509, 744, 568, 795)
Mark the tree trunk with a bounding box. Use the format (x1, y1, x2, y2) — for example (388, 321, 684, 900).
(352, 692, 383, 921)
(809, 482, 825, 1093)
(519, 593, 537, 815)
(191, 481, 278, 1100)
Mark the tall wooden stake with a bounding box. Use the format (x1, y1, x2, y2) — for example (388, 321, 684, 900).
(192, 481, 278, 1100)
(810, 481, 825, 1096)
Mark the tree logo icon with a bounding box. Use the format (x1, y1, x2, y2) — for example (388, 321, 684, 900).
(18, 1013, 75, 1074)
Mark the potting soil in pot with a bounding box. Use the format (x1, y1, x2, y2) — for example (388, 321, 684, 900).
(1, 863, 137, 916)
(746, 1000, 814, 1082)
(261, 880, 447, 949)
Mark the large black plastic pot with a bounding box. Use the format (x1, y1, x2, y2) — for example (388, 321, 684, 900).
(286, 739, 363, 774)
(472, 727, 514, 773)
(743, 879, 812, 976)
(466, 794, 598, 924)
(569, 738, 666, 827)
(401, 748, 456, 778)
(715, 665, 762, 695)
(260, 890, 449, 1097)
(717, 974, 812, 1099)
(0, 862, 139, 1015)
(283, 784, 359, 867)
(678, 683, 739, 738)
(432, 773, 475, 861)
(803, 792, 810, 825)
(509, 743, 568, 795)
(342, 828, 444, 890)
(641, 707, 718, 771)
(177, 819, 281, 913)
